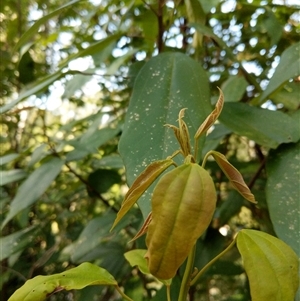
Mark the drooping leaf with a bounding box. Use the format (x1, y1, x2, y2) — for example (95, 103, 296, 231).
(145, 163, 217, 279)
(0, 226, 38, 260)
(2, 157, 64, 228)
(207, 151, 256, 203)
(111, 159, 174, 230)
(0, 170, 27, 186)
(219, 102, 300, 148)
(259, 42, 300, 103)
(8, 262, 117, 301)
(266, 141, 300, 256)
(236, 229, 299, 301)
(119, 52, 211, 218)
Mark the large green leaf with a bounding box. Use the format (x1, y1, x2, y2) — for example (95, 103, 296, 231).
(0, 226, 37, 260)
(8, 262, 117, 301)
(259, 42, 300, 103)
(266, 141, 300, 256)
(219, 102, 300, 148)
(237, 229, 299, 301)
(119, 52, 211, 217)
(2, 157, 64, 228)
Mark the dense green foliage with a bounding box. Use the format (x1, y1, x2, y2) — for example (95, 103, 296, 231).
(1, 0, 299, 300)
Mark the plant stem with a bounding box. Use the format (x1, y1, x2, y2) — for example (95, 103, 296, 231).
(190, 238, 237, 286)
(167, 284, 172, 301)
(115, 285, 134, 301)
(201, 150, 212, 168)
(178, 244, 196, 301)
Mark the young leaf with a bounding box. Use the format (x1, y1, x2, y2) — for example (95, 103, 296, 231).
(237, 229, 299, 301)
(207, 151, 256, 204)
(111, 159, 174, 230)
(145, 163, 217, 279)
(130, 212, 152, 242)
(194, 88, 224, 140)
(8, 262, 117, 301)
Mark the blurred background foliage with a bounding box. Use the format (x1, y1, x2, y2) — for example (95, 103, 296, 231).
(0, 0, 299, 300)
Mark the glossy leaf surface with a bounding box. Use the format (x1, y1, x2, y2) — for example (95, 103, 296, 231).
(119, 52, 211, 218)
(237, 229, 299, 301)
(8, 262, 117, 301)
(145, 163, 217, 279)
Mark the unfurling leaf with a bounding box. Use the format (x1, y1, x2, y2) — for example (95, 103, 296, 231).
(237, 229, 299, 301)
(194, 88, 224, 140)
(8, 262, 117, 301)
(111, 159, 174, 230)
(208, 150, 256, 203)
(130, 212, 152, 242)
(166, 108, 191, 157)
(145, 163, 217, 279)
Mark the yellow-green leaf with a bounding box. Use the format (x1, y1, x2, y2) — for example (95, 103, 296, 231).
(145, 163, 217, 279)
(208, 150, 256, 203)
(111, 159, 174, 230)
(8, 262, 117, 301)
(237, 230, 299, 301)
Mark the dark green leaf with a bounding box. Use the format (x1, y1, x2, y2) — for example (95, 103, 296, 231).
(266, 141, 300, 256)
(0, 226, 37, 260)
(219, 102, 300, 148)
(259, 42, 300, 102)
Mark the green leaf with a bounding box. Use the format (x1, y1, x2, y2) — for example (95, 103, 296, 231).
(2, 157, 64, 228)
(270, 81, 300, 111)
(219, 102, 300, 148)
(66, 126, 120, 161)
(221, 75, 248, 102)
(236, 229, 299, 301)
(124, 249, 149, 275)
(0, 226, 37, 260)
(266, 141, 300, 256)
(119, 52, 211, 218)
(259, 42, 300, 103)
(13, 0, 81, 52)
(8, 262, 117, 301)
(0, 170, 27, 186)
(0, 153, 20, 165)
